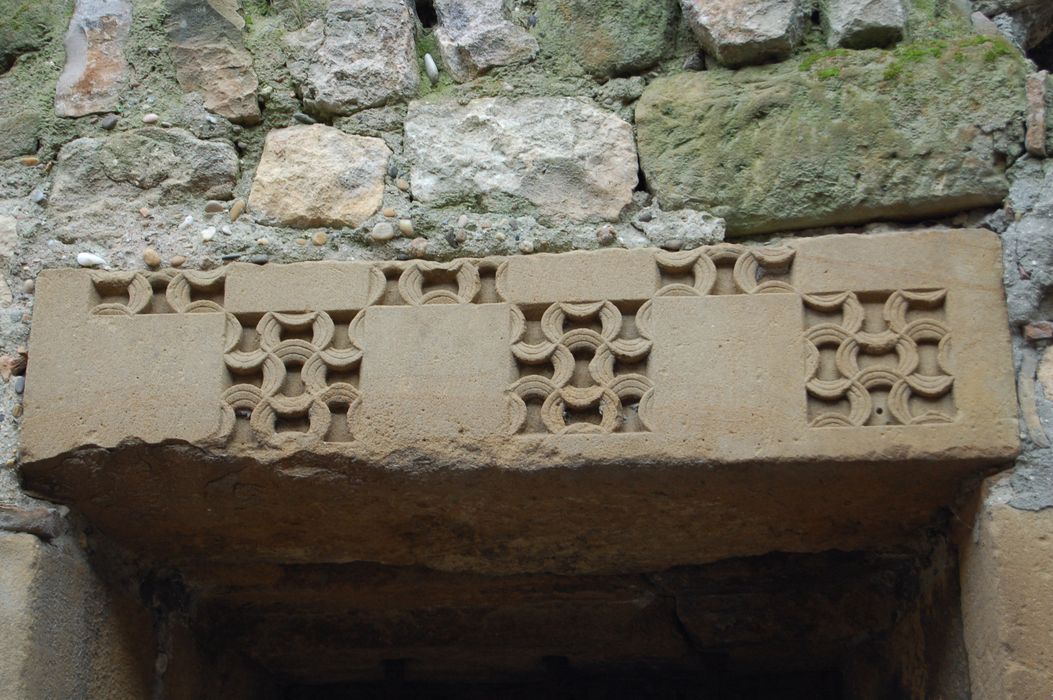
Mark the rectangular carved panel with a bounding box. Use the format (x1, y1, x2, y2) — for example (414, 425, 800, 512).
(23, 229, 1019, 466)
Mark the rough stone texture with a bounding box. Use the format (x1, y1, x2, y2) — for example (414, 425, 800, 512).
(49, 128, 239, 233)
(405, 97, 637, 222)
(822, 0, 907, 48)
(679, 0, 808, 67)
(0, 0, 59, 70)
(961, 478, 1053, 699)
(0, 103, 41, 159)
(1026, 71, 1049, 157)
(637, 41, 1029, 235)
(19, 230, 1018, 576)
(284, 0, 419, 117)
(433, 0, 539, 82)
(54, 0, 132, 117)
(166, 0, 261, 125)
(0, 533, 154, 699)
(632, 205, 726, 249)
(975, 0, 1053, 50)
(248, 125, 390, 229)
(534, 0, 680, 77)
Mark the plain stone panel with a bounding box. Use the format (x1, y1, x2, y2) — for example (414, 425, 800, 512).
(647, 294, 805, 452)
(224, 261, 379, 314)
(355, 304, 517, 440)
(497, 249, 660, 305)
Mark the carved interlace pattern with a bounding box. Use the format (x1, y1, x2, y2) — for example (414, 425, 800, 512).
(84, 246, 957, 441)
(803, 290, 955, 427)
(219, 311, 365, 447)
(508, 301, 654, 435)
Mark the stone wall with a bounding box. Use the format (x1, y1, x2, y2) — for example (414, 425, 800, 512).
(1, 0, 1052, 696)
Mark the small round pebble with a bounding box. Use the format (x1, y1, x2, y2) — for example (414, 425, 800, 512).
(638, 210, 653, 223)
(250, 254, 269, 265)
(170, 255, 187, 268)
(76, 252, 107, 268)
(408, 237, 429, 258)
(455, 229, 467, 243)
(519, 240, 534, 254)
(13, 376, 25, 395)
(30, 190, 47, 205)
(178, 215, 194, 229)
(12, 404, 22, 418)
(457, 214, 469, 228)
(595, 225, 616, 246)
(295, 238, 308, 246)
(395, 178, 410, 192)
(398, 219, 414, 236)
(311, 231, 328, 246)
(22, 279, 34, 294)
(387, 163, 398, 179)
(444, 231, 458, 247)
(256, 238, 269, 246)
(142, 113, 159, 124)
(293, 112, 316, 125)
(139, 207, 151, 218)
(230, 199, 246, 222)
(20, 156, 40, 167)
(201, 227, 216, 242)
(494, 232, 506, 242)
(100, 114, 119, 130)
(661, 238, 684, 251)
(371, 222, 396, 242)
(383, 207, 396, 218)
(204, 201, 225, 213)
(143, 248, 162, 267)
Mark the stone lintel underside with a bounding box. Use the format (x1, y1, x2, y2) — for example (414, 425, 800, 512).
(20, 229, 1019, 575)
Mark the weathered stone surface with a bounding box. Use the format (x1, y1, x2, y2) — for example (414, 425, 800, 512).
(50, 128, 239, 227)
(54, 0, 132, 117)
(679, 0, 808, 67)
(284, 0, 419, 117)
(0, 0, 60, 70)
(166, 0, 261, 125)
(633, 205, 726, 249)
(637, 41, 1029, 235)
(248, 124, 390, 229)
(21, 230, 1018, 576)
(821, 0, 907, 48)
(405, 97, 637, 222)
(0, 105, 41, 159)
(961, 479, 1053, 699)
(534, 0, 679, 77)
(434, 0, 538, 82)
(0, 504, 66, 539)
(0, 533, 154, 699)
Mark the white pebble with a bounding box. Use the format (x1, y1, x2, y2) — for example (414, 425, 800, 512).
(178, 215, 193, 229)
(142, 113, 159, 124)
(201, 227, 216, 242)
(424, 53, 439, 85)
(221, 225, 232, 235)
(494, 232, 506, 242)
(457, 214, 469, 228)
(371, 222, 396, 242)
(519, 240, 534, 254)
(77, 252, 107, 268)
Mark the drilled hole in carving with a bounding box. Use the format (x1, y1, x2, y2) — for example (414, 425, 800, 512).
(866, 389, 893, 427)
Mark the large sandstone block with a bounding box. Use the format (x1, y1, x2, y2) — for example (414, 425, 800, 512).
(284, 0, 419, 117)
(636, 40, 1029, 235)
(247, 125, 390, 229)
(20, 230, 1018, 575)
(166, 0, 261, 125)
(55, 0, 132, 117)
(680, 0, 809, 67)
(433, 0, 538, 81)
(961, 479, 1053, 699)
(404, 97, 637, 222)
